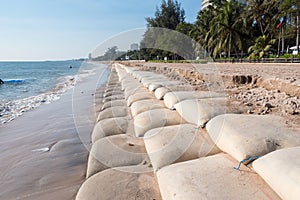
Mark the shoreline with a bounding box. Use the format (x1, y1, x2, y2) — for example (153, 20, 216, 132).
(0, 62, 110, 200)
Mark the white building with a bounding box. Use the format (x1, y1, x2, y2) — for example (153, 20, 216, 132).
(201, 0, 211, 10)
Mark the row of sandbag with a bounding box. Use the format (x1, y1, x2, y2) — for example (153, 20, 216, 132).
(76, 66, 162, 200)
(116, 63, 300, 200)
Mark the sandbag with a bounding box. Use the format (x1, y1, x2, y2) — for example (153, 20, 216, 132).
(148, 81, 183, 92)
(91, 117, 128, 143)
(154, 86, 194, 100)
(206, 114, 300, 162)
(141, 77, 169, 88)
(253, 146, 300, 200)
(164, 91, 224, 109)
(130, 99, 165, 117)
(76, 166, 161, 200)
(101, 100, 127, 111)
(127, 92, 154, 107)
(102, 94, 124, 103)
(157, 153, 280, 200)
(134, 108, 185, 137)
(103, 91, 123, 98)
(174, 98, 227, 127)
(97, 106, 127, 122)
(144, 124, 221, 170)
(124, 85, 147, 100)
(86, 135, 148, 178)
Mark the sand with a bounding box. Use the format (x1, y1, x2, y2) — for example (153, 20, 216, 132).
(0, 62, 110, 200)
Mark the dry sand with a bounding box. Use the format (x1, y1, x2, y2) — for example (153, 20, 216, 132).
(0, 63, 110, 200)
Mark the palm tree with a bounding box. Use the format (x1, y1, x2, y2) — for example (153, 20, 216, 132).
(248, 35, 276, 58)
(206, 0, 247, 58)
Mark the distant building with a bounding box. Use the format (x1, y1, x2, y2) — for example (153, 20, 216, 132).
(88, 53, 92, 60)
(202, 0, 210, 10)
(202, 0, 245, 10)
(130, 43, 139, 51)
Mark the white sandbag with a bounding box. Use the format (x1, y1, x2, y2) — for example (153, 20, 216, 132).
(91, 117, 128, 143)
(206, 114, 300, 162)
(141, 77, 169, 88)
(253, 146, 300, 200)
(121, 78, 139, 90)
(148, 81, 183, 91)
(127, 92, 154, 107)
(101, 100, 127, 111)
(132, 71, 153, 81)
(76, 166, 161, 200)
(97, 106, 127, 122)
(154, 86, 194, 100)
(102, 94, 124, 103)
(164, 91, 224, 109)
(103, 91, 123, 98)
(174, 98, 227, 127)
(134, 108, 185, 137)
(144, 124, 221, 170)
(124, 85, 146, 99)
(130, 99, 165, 117)
(140, 74, 167, 83)
(86, 135, 147, 178)
(157, 153, 280, 200)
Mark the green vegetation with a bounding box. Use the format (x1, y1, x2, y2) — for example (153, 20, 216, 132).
(94, 0, 300, 61)
(138, 0, 300, 61)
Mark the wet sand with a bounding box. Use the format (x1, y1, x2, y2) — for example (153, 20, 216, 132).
(0, 62, 110, 200)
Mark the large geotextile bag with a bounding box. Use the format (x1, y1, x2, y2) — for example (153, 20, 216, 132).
(102, 94, 124, 103)
(148, 81, 184, 92)
(164, 91, 223, 108)
(253, 146, 300, 200)
(130, 99, 165, 117)
(144, 124, 221, 171)
(96, 106, 128, 122)
(124, 85, 146, 99)
(76, 166, 161, 200)
(86, 135, 148, 178)
(91, 117, 128, 143)
(157, 153, 281, 200)
(154, 85, 194, 100)
(174, 98, 227, 127)
(101, 100, 127, 111)
(134, 108, 185, 137)
(127, 92, 154, 107)
(206, 114, 300, 162)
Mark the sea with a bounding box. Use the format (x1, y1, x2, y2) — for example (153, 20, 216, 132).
(0, 60, 97, 124)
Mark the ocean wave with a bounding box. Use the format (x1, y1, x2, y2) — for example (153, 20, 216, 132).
(0, 75, 76, 124)
(0, 67, 99, 124)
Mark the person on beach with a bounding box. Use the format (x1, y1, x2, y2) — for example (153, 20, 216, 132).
(0, 79, 4, 84)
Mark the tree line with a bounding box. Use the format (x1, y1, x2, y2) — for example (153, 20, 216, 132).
(139, 0, 300, 60)
(94, 0, 300, 61)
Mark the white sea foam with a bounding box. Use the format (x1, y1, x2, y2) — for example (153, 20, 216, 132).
(0, 68, 98, 124)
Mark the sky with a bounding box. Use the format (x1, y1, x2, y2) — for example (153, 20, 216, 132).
(0, 0, 202, 61)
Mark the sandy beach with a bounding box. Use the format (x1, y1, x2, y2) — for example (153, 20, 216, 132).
(0, 62, 109, 200)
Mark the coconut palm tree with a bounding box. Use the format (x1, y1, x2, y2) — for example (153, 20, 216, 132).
(248, 35, 276, 58)
(206, 0, 247, 58)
